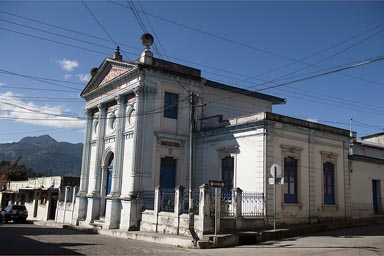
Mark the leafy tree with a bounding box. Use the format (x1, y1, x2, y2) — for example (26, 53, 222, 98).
(0, 157, 42, 181)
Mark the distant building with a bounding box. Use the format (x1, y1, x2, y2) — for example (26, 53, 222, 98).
(0, 176, 79, 221)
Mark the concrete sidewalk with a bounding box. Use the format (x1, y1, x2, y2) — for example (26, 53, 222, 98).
(32, 216, 384, 249)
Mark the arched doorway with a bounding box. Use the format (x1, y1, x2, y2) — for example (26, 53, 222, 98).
(100, 152, 114, 217)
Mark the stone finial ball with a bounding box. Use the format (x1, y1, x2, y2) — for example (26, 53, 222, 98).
(90, 67, 98, 77)
(141, 33, 154, 47)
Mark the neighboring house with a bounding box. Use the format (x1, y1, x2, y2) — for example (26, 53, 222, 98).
(196, 112, 352, 227)
(71, 34, 383, 237)
(350, 133, 384, 217)
(0, 176, 79, 221)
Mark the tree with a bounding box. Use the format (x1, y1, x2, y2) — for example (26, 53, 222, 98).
(0, 157, 40, 181)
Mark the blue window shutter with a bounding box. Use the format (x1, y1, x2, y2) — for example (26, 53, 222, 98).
(323, 162, 335, 205)
(164, 92, 178, 119)
(284, 157, 298, 204)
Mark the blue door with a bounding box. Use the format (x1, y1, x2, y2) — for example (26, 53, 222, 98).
(106, 155, 114, 196)
(372, 180, 381, 214)
(160, 157, 176, 212)
(160, 157, 176, 189)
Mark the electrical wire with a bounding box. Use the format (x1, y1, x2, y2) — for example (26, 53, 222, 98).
(81, 0, 132, 60)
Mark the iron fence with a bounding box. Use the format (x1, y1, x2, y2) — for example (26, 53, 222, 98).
(140, 190, 155, 211)
(242, 192, 264, 217)
(161, 189, 175, 212)
(220, 190, 234, 217)
(181, 189, 200, 214)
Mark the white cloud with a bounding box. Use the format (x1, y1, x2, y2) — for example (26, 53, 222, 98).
(64, 74, 72, 79)
(57, 59, 79, 72)
(77, 73, 91, 83)
(0, 91, 84, 129)
(307, 118, 318, 123)
(0, 82, 5, 87)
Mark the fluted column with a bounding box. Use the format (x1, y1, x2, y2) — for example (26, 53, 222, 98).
(79, 109, 93, 195)
(91, 103, 107, 195)
(110, 94, 126, 197)
(128, 87, 143, 198)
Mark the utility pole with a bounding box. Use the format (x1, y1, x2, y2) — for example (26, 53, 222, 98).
(188, 92, 196, 227)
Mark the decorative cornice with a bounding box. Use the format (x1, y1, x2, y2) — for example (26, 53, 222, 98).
(320, 151, 339, 159)
(281, 145, 304, 154)
(124, 131, 134, 139)
(104, 135, 116, 144)
(133, 84, 157, 96)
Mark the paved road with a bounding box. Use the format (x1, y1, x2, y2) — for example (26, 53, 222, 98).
(0, 222, 383, 255)
(194, 223, 384, 256)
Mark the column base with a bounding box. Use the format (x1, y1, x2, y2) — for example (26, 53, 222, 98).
(103, 197, 121, 229)
(71, 194, 88, 226)
(84, 195, 100, 224)
(119, 199, 140, 231)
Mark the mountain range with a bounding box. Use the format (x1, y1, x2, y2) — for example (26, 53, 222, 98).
(0, 135, 83, 176)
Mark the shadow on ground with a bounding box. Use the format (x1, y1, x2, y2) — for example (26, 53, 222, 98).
(0, 223, 96, 255)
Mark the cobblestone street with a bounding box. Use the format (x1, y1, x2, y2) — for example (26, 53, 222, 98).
(1, 222, 384, 255)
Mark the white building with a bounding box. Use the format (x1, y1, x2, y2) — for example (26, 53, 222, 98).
(72, 34, 383, 235)
(0, 176, 79, 221)
(196, 112, 352, 227)
(350, 133, 384, 217)
(72, 34, 285, 230)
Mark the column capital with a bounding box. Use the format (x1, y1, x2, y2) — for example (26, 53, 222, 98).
(97, 102, 107, 112)
(84, 108, 93, 117)
(133, 85, 157, 97)
(115, 94, 125, 105)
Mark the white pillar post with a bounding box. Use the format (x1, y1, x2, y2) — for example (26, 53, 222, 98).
(79, 109, 93, 195)
(128, 87, 143, 198)
(91, 103, 107, 195)
(110, 94, 126, 197)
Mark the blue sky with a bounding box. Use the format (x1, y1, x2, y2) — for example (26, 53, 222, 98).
(0, 1, 383, 143)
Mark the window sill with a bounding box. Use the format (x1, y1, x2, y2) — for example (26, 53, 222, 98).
(321, 204, 339, 210)
(282, 203, 303, 210)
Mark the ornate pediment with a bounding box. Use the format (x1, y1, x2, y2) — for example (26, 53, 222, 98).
(81, 58, 138, 99)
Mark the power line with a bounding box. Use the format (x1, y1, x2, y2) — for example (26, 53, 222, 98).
(136, 0, 169, 60)
(81, 0, 132, 61)
(81, 0, 118, 47)
(0, 18, 116, 54)
(233, 25, 384, 90)
(0, 85, 79, 93)
(107, 0, 308, 63)
(0, 68, 83, 91)
(0, 9, 142, 51)
(0, 27, 110, 56)
(258, 55, 384, 92)
(126, 0, 165, 59)
(2, 7, 382, 93)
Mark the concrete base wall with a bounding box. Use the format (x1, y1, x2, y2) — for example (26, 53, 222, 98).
(56, 203, 74, 224)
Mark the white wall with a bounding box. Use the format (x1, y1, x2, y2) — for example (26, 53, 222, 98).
(266, 122, 349, 224)
(200, 86, 272, 121)
(350, 161, 384, 218)
(196, 127, 265, 191)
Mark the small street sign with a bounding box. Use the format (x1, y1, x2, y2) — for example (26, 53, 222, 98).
(209, 180, 225, 188)
(270, 163, 282, 178)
